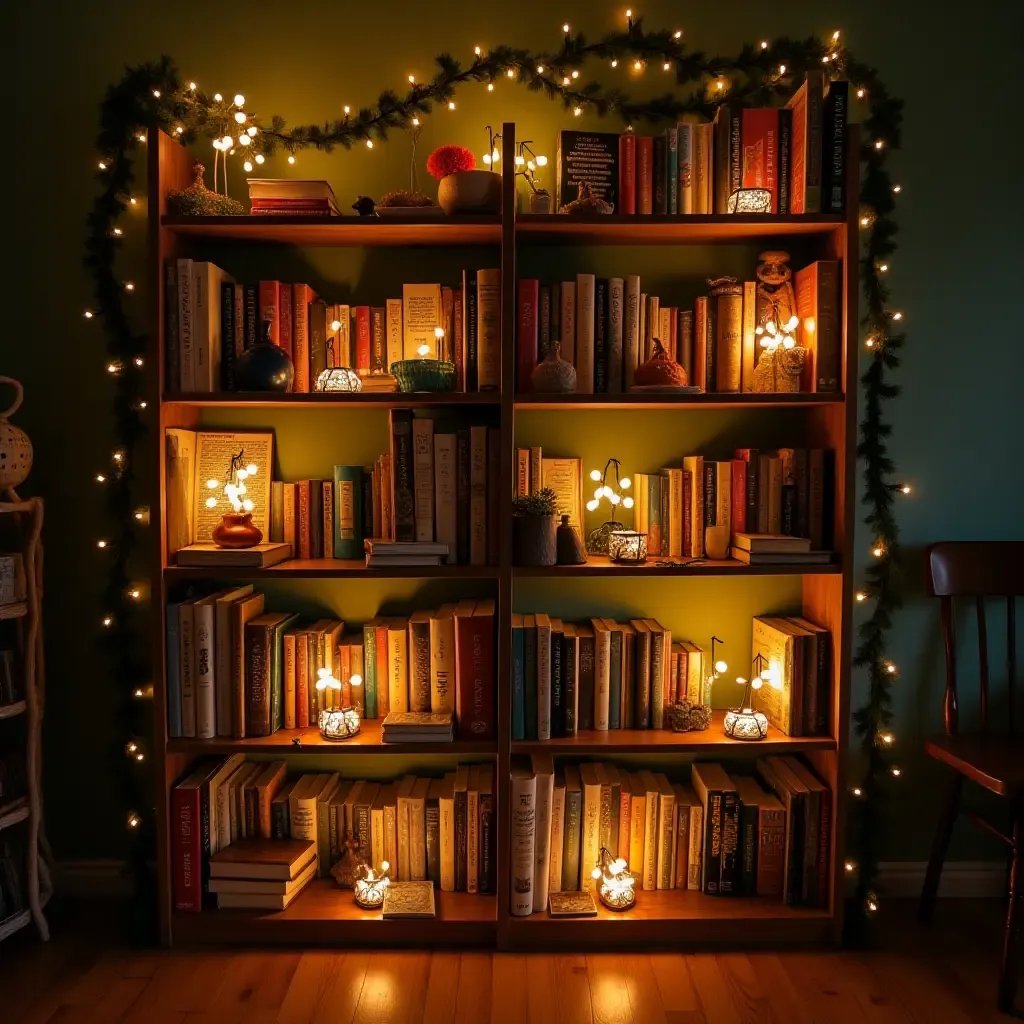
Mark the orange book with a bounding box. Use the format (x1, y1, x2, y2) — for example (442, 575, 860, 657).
(375, 623, 390, 719)
(292, 284, 316, 393)
(794, 261, 841, 393)
(255, 761, 288, 839)
(338, 643, 351, 707)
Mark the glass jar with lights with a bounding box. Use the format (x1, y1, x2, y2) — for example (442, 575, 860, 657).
(353, 859, 391, 909)
(585, 458, 635, 555)
(391, 327, 456, 392)
(316, 667, 363, 741)
(207, 452, 263, 549)
(723, 653, 777, 741)
(591, 847, 636, 911)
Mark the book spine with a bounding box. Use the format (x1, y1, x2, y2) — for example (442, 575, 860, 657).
(806, 71, 824, 213)
(426, 797, 441, 887)
(164, 261, 180, 392)
(440, 795, 455, 892)
(322, 479, 334, 559)
(456, 608, 495, 740)
(369, 307, 386, 374)
(466, 787, 479, 892)
(635, 630, 651, 728)
(429, 612, 455, 714)
(283, 632, 296, 730)
(582, 779, 601, 891)
(641, 786, 658, 890)
(477, 269, 501, 390)
(650, 630, 665, 729)
(538, 285, 551, 359)
(409, 618, 431, 713)
(757, 804, 786, 897)
(562, 787, 582, 890)
(333, 466, 363, 560)
(536, 620, 552, 741)
(694, 296, 708, 391)
(577, 632, 594, 731)
(667, 126, 679, 215)
(657, 793, 676, 889)
(678, 123, 693, 214)
(730, 459, 747, 541)
(607, 629, 621, 730)
(291, 286, 310, 393)
(637, 136, 653, 214)
(550, 631, 564, 738)
(510, 773, 536, 915)
(389, 410, 416, 542)
(465, 280, 478, 391)
(220, 281, 235, 391)
(549, 784, 565, 895)
(433, 434, 457, 564)
(297, 480, 311, 560)
(777, 108, 792, 215)
(594, 279, 608, 393)
(455, 785, 468, 891)
(456, 431, 471, 564)
(738, 799, 758, 896)
(512, 623, 525, 741)
(653, 133, 667, 214)
(362, 625, 377, 719)
(517, 278, 539, 393)
(703, 791, 722, 894)
(385, 297, 403, 371)
(593, 628, 611, 731)
(624, 276, 641, 389)
(171, 784, 201, 911)
(618, 134, 636, 215)
(741, 280, 757, 392)
(675, 803, 689, 888)
(562, 636, 577, 738)
(194, 603, 215, 739)
(523, 623, 538, 741)
(176, 259, 194, 392)
(682, 471, 693, 558)
(575, 274, 596, 394)
(559, 281, 575, 365)
(687, 803, 703, 890)
(719, 792, 740, 895)
(607, 278, 624, 394)
(714, 285, 743, 393)
(533, 772, 553, 911)
(816, 262, 841, 393)
(469, 426, 487, 566)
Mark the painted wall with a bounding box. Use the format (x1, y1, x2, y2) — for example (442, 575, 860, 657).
(6, 0, 1023, 861)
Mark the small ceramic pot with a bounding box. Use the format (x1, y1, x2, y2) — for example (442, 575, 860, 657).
(531, 342, 577, 394)
(437, 170, 501, 215)
(513, 515, 557, 567)
(212, 512, 263, 549)
(705, 524, 731, 560)
(555, 514, 587, 565)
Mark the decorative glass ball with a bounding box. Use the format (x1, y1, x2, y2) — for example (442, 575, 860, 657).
(235, 321, 295, 392)
(0, 378, 32, 490)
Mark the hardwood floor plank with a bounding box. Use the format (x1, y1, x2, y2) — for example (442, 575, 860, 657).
(526, 955, 558, 1024)
(454, 953, 492, 1024)
(648, 953, 703, 1016)
(554, 954, 594, 1024)
(422, 953, 460, 1024)
(276, 952, 353, 1024)
(745, 954, 816, 1024)
(716, 954, 783, 1023)
(586, 954, 634, 1024)
(490, 954, 529, 1024)
(353, 951, 430, 1024)
(686, 954, 742, 1024)
(779, 953, 870, 1024)
(619, 954, 669, 1024)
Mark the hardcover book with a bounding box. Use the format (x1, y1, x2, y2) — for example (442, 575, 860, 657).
(556, 131, 620, 211)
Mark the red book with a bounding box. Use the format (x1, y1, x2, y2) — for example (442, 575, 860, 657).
(454, 599, 495, 740)
(291, 284, 315, 393)
(741, 108, 779, 212)
(730, 459, 747, 540)
(249, 198, 334, 211)
(375, 623, 390, 719)
(682, 470, 692, 557)
(171, 779, 202, 911)
(278, 283, 293, 361)
(354, 306, 371, 372)
(517, 278, 539, 393)
(637, 137, 654, 215)
(259, 281, 281, 346)
(795, 261, 841, 393)
(297, 480, 311, 560)
(618, 134, 636, 215)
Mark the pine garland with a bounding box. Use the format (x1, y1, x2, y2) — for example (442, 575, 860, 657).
(87, 24, 904, 933)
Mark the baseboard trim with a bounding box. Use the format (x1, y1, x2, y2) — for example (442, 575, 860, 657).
(56, 858, 1007, 901)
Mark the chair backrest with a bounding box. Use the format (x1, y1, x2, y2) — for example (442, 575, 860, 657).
(926, 542, 1024, 736)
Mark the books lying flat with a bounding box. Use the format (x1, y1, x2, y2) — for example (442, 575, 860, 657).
(247, 178, 340, 212)
(382, 710, 454, 742)
(732, 533, 812, 554)
(215, 859, 317, 909)
(366, 541, 450, 557)
(356, 374, 399, 392)
(548, 891, 598, 917)
(730, 547, 833, 565)
(210, 860, 316, 896)
(382, 880, 436, 918)
(366, 555, 443, 567)
(175, 543, 292, 568)
(209, 838, 317, 880)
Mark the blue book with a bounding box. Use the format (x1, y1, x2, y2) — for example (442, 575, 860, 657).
(363, 622, 378, 719)
(667, 126, 679, 215)
(165, 602, 182, 738)
(271, 613, 300, 733)
(523, 614, 538, 741)
(606, 621, 622, 730)
(512, 615, 525, 741)
(332, 466, 363, 559)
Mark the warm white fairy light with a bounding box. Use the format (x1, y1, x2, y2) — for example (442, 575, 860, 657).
(123, 281, 135, 292)
(574, 106, 582, 116)
(288, 155, 295, 164)
(97, 540, 108, 549)
(344, 105, 351, 114)
(133, 356, 143, 367)
(507, 68, 515, 78)
(239, 135, 251, 147)
(611, 60, 618, 68)
(856, 87, 866, 98)
(663, 62, 671, 71)
(633, 60, 643, 71)
(892, 184, 902, 193)
(243, 161, 253, 172)
(563, 23, 570, 33)
(84, 309, 95, 319)
(885, 662, 898, 675)
(98, 161, 107, 170)
(874, 139, 885, 150)
(127, 812, 141, 829)
(571, 70, 579, 79)
(891, 311, 903, 321)
(112, 227, 123, 237)
(448, 101, 456, 110)
(872, 544, 885, 558)
(408, 74, 415, 84)
(760, 40, 768, 49)
(845, 861, 856, 873)
(213, 93, 223, 102)
(855, 591, 868, 602)
(95, 473, 107, 483)
(107, 362, 121, 375)
(674, 30, 682, 38)
(878, 263, 889, 273)
(234, 111, 246, 124)
(137, 134, 146, 143)
(536, 65, 545, 74)
(890, 766, 902, 777)
(487, 83, 494, 91)
(102, 615, 113, 627)
(366, 139, 374, 149)
(880, 731, 895, 745)
(255, 154, 265, 165)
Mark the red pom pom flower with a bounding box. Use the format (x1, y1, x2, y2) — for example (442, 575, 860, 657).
(426, 145, 476, 180)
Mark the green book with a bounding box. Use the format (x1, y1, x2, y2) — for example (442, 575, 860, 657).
(562, 764, 583, 891)
(332, 465, 363, 559)
(362, 622, 378, 719)
(271, 613, 299, 733)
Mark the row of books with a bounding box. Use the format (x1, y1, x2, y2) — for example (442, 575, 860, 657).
(165, 591, 495, 740)
(510, 754, 830, 916)
(554, 73, 847, 215)
(173, 758, 496, 911)
(164, 260, 501, 394)
(632, 448, 836, 560)
(516, 261, 839, 395)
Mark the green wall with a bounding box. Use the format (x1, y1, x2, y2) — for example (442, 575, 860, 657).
(6, 0, 1023, 863)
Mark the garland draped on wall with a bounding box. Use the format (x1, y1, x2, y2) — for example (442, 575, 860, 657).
(85, 18, 905, 933)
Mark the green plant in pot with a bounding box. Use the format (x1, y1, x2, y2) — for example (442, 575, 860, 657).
(512, 488, 559, 567)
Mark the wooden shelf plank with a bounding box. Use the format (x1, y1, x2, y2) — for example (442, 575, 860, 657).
(165, 559, 499, 581)
(0, 602, 27, 621)
(166, 719, 497, 756)
(0, 797, 29, 832)
(162, 215, 502, 247)
(517, 213, 845, 245)
(0, 700, 26, 721)
(511, 711, 835, 755)
(172, 882, 496, 946)
(515, 392, 844, 410)
(514, 555, 839, 578)
(165, 391, 501, 408)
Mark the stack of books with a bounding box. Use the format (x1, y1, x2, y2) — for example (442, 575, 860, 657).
(381, 711, 455, 743)
(247, 179, 341, 216)
(731, 533, 832, 565)
(208, 838, 317, 911)
(364, 540, 449, 568)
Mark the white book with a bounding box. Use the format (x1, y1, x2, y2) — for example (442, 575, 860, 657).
(207, 754, 245, 855)
(579, 763, 602, 891)
(214, 586, 253, 737)
(215, 763, 245, 853)
(193, 596, 217, 739)
(607, 278, 624, 394)
(412, 417, 434, 543)
(510, 763, 537, 916)
(176, 258, 194, 392)
(469, 425, 487, 565)
(624, 276, 641, 389)
(439, 775, 456, 892)
(678, 123, 694, 214)
(177, 600, 196, 737)
(639, 771, 660, 891)
(429, 604, 456, 712)
(559, 281, 576, 366)
(531, 754, 555, 912)
(548, 775, 566, 896)
(575, 274, 596, 393)
(591, 619, 611, 731)
(191, 262, 233, 393)
(535, 613, 552, 741)
(385, 298, 403, 371)
(433, 434, 457, 564)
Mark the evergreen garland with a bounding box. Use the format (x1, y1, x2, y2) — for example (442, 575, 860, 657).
(86, 22, 904, 933)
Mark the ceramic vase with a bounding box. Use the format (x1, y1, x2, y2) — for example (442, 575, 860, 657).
(513, 515, 557, 567)
(212, 512, 263, 549)
(437, 170, 501, 215)
(235, 320, 295, 392)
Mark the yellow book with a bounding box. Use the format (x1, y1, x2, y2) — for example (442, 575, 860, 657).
(627, 773, 647, 877)
(639, 770, 660, 891)
(439, 773, 456, 893)
(385, 298, 403, 369)
(402, 283, 442, 358)
(387, 617, 409, 713)
(579, 763, 602, 891)
(429, 604, 456, 713)
(541, 457, 585, 541)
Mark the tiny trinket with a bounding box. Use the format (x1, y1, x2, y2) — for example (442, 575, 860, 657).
(751, 251, 807, 393)
(607, 530, 648, 564)
(167, 162, 245, 217)
(353, 860, 391, 909)
(585, 459, 634, 554)
(591, 847, 636, 911)
(559, 180, 613, 216)
(723, 653, 779, 741)
(556, 514, 587, 565)
(315, 667, 362, 741)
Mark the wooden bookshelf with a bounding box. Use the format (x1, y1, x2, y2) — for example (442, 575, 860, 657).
(149, 121, 858, 950)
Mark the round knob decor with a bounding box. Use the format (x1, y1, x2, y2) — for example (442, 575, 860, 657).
(0, 377, 33, 492)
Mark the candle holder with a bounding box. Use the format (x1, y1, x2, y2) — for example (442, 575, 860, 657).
(391, 328, 456, 392)
(727, 188, 772, 214)
(591, 847, 636, 912)
(723, 653, 779, 741)
(353, 860, 391, 909)
(608, 530, 648, 564)
(316, 667, 362, 741)
(314, 368, 363, 393)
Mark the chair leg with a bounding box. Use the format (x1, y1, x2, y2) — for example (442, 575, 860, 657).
(918, 773, 963, 924)
(998, 807, 1021, 1014)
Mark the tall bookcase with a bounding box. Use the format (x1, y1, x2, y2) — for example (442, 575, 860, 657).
(149, 121, 858, 948)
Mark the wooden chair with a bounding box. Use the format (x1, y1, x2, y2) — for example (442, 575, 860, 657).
(919, 541, 1024, 1012)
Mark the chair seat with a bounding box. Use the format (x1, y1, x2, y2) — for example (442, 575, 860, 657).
(925, 733, 1024, 796)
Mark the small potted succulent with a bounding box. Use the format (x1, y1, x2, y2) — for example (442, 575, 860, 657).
(427, 144, 501, 215)
(377, 121, 440, 217)
(512, 488, 559, 566)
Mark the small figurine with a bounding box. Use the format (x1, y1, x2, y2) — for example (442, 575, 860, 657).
(559, 181, 613, 215)
(751, 250, 807, 393)
(352, 195, 378, 217)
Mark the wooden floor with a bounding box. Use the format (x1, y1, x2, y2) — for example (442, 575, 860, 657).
(1, 899, 1017, 1023)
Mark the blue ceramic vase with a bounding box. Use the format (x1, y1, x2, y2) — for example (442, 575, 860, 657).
(235, 320, 294, 392)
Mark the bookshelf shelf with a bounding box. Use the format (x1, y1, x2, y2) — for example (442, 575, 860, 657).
(0, 700, 26, 721)
(0, 602, 27, 621)
(510, 713, 835, 755)
(162, 214, 502, 247)
(150, 121, 858, 951)
(0, 796, 30, 833)
(513, 556, 840, 578)
(165, 559, 499, 582)
(166, 719, 497, 756)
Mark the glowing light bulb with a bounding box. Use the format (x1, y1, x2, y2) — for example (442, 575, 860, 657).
(106, 362, 120, 375)
(95, 474, 106, 483)
(716, 79, 725, 90)
(448, 101, 456, 110)
(856, 87, 866, 99)
(247, 126, 258, 137)
(619, 477, 630, 489)
(867, 899, 878, 913)
(366, 139, 374, 148)
(102, 615, 113, 627)
(536, 65, 545, 74)
(860, 216, 871, 227)
(129, 588, 141, 600)
(625, 8, 632, 16)
(137, 134, 146, 143)
(112, 227, 123, 237)
(878, 263, 888, 272)
(714, 660, 728, 674)
(222, 135, 234, 147)
(213, 93, 223, 102)
(84, 309, 94, 319)
(760, 40, 768, 49)
(536, 155, 547, 166)
(189, 81, 197, 91)
(845, 861, 855, 873)
(98, 160, 107, 170)
(515, 155, 525, 166)
(175, 126, 184, 134)
(243, 161, 253, 172)
(563, 23, 570, 33)
(492, 148, 500, 162)
(634, 60, 642, 71)
(331, 319, 342, 332)
(886, 663, 898, 675)
(129, 196, 138, 206)
(586, 499, 599, 512)
(623, 497, 634, 509)
(891, 766, 902, 777)
(351, 674, 363, 687)
(900, 484, 911, 495)
(255, 154, 265, 164)
(124, 281, 135, 292)
(610, 493, 621, 505)
(891, 311, 903, 321)
(234, 111, 246, 124)
(487, 83, 494, 91)
(611, 60, 618, 68)
(571, 70, 579, 79)
(344, 105, 351, 114)
(880, 732, 894, 745)
(152, 89, 161, 98)
(127, 813, 141, 829)
(872, 545, 884, 558)
(412, 118, 419, 127)
(832, 30, 840, 40)
(288, 155, 295, 164)
(865, 337, 876, 349)
(853, 787, 862, 797)
(507, 68, 515, 78)
(563, 76, 570, 85)
(206, 497, 218, 509)
(675, 30, 682, 38)
(239, 135, 251, 147)
(874, 139, 885, 150)
(892, 184, 902, 193)
(97, 540, 108, 549)
(527, 161, 535, 171)
(855, 591, 867, 602)
(408, 75, 415, 84)
(751, 676, 763, 690)
(574, 106, 582, 116)
(778, 64, 786, 75)
(663, 62, 671, 71)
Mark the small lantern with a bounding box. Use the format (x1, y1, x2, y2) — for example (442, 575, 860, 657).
(585, 458, 634, 554)
(316, 667, 362, 741)
(723, 653, 778, 741)
(314, 368, 363, 393)
(727, 188, 772, 214)
(353, 860, 391, 909)
(390, 335, 456, 393)
(608, 530, 648, 564)
(591, 847, 636, 912)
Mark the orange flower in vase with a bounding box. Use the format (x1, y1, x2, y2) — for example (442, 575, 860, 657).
(428, 144, 500, 215)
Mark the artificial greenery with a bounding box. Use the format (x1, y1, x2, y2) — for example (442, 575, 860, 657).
(512, 488, 560, 517)
(87, 21, 904, 934)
